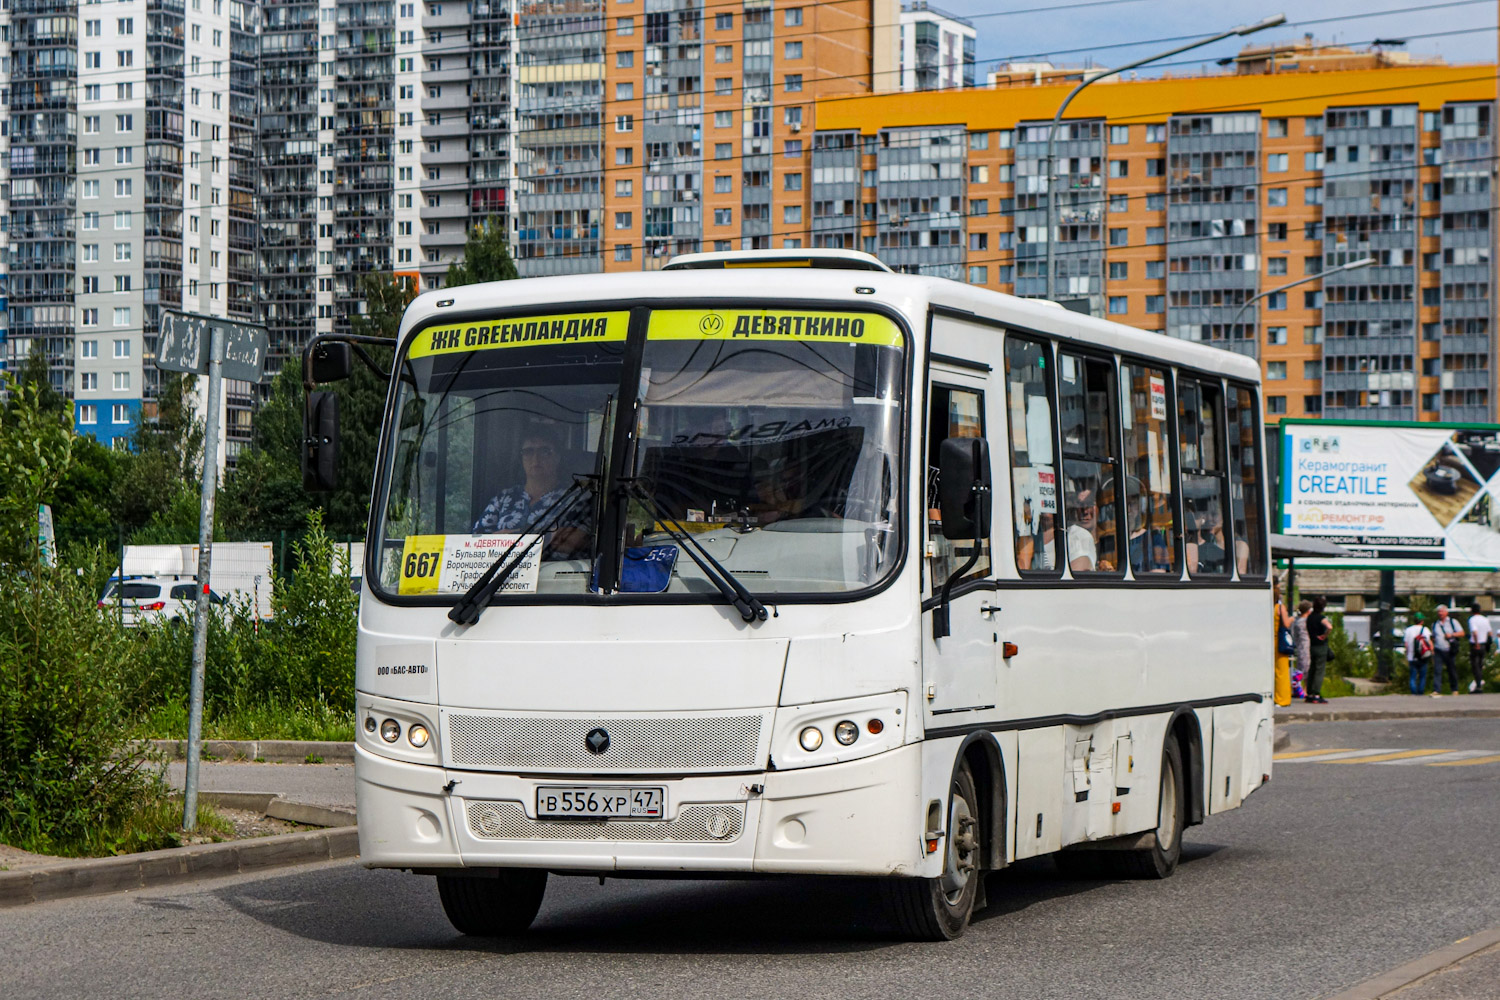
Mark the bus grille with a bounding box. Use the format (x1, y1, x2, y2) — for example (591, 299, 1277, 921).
(466, 801, 745, 843)
(446, 714, 763, 772)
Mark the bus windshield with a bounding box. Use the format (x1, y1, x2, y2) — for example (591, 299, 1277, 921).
(371, 305, 906, 601)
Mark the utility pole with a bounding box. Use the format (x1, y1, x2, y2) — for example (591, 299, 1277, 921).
(182, 323, 224, 832)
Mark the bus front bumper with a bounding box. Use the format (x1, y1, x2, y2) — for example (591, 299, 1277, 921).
(355, 741, 926, 876)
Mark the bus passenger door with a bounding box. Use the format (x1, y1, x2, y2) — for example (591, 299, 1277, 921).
(921, 370, 1002, 717)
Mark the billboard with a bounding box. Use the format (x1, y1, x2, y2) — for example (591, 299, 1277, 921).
(1279, 419, 1500, 567)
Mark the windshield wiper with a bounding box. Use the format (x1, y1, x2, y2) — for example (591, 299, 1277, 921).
(448, 479, 594, 626)
(622, 480, 768, 623)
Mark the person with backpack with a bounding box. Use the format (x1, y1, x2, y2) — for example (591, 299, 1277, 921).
(1432, 605, 1464, 696)
(1468, 603, 1492, 693)
(1273, 581, 1294, 706)
(1404, 612, 1435, 696)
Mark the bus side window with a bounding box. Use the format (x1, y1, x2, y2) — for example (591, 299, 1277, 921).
(1179, 378, 1230, 578)
(1004, 336, 1059, 575)
(1059, 352, 1121, 575)
(1227, 383, 1267, 578)
(1121, 363, 1178, 576)
(927, 385, 990, 590)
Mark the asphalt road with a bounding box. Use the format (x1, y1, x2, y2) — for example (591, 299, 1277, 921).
(9, 717, 1500, 1000)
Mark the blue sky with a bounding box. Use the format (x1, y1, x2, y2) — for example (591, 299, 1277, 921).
(934, 0, 1497, 78)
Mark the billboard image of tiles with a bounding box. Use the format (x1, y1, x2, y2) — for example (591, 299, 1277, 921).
(1280, 420, 1500, 567)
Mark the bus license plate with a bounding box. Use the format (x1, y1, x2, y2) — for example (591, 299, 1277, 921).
(536, 786, 664, 819)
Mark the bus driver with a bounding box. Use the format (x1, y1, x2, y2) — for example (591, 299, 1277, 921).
(472, 424, 592, 558)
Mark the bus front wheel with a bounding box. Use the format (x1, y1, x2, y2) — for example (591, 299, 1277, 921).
(436, 869, 548, 936)
(883, 760, 981, 941)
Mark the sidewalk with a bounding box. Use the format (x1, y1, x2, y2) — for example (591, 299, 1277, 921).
(161, 760, 356, 810)
(1276, 691, 1500, 724)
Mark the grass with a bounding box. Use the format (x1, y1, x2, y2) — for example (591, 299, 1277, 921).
(135, 700, 356, 742)
(15, 796, 234, 860)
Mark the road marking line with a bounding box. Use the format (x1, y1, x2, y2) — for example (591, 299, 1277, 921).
(1274, 748, 1356, 760)
(1328, 749, 1455, 764)
(1322, 923, 1500, 1000)
(1274, 748, 1402, 763)
(1380, 750, 1494, 765)
(1428, 753, 1500, 767)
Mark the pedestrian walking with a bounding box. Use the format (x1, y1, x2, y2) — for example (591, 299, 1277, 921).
(1468, 602, 1493, 694)
(1291, 600, 1312, 700)
(1305, 596, 1331, 704)
(1433, 605, 1464, 696)
(1403, 612, 1435, 696)
(1273, 582, 1294, 707)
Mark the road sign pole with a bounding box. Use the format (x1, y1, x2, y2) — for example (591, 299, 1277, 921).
(182, 322, 225, 832)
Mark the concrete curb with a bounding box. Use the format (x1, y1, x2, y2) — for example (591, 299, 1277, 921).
(1277, 708, 1500, 724)
(1323, 924, 1500, 1000)
(151, 739, 353, 763)
(191, 791, 356, 829)
(0, 826, 358, 910)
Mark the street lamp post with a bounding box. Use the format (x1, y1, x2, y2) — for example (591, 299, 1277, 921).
(1226, 256, 1376, 338)
(1044, 14, 1287, 305)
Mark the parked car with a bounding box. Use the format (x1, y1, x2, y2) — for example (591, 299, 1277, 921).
(98, 576, 225, 627)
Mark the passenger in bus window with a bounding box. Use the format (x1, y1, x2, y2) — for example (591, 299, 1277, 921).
(472, 424, 592, 558)
(1065, 481, 1098, 573)
(751, 454, 833, 524)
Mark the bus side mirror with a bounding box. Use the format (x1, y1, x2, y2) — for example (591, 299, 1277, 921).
(309, 341, 353, 383)
(938, 437, 991, 541)
(303, 391, 340, 492)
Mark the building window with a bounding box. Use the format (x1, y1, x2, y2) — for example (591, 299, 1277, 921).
(715, 12, 732, 28)
(1303, 325, 1324, 344)
(616, 51, 634, 68)
(1266, 326, 1287, 345)
(1304, 186, 1323, 206)
(1266, 118, 1287, 138)
(1145, 295, 1164, 314)
(80, 405, 97, 425)
(81, 340, 98, 359)
(715, 44, 733, 62)
(1109, 261, 1128, 280)
(614, 245, 632, 262)
(615, 147, 634, 165)
(1303, 360, 1322, 380)
(1267, 188, 1287, 207)
(1267, 222, 1288, 241)
(616, 15, 634, 34)
(1145, 158, 1165, 177)
(784, 7, 802, 25)
(1304, 151, 1324, 170)
(969, 199, 988, 216)
(112, 404, 129, 424)
(1145, 226, 1164, 245)
(1145, 260, 1164, 279)
(1266, 396, 1287, 415)
(615, 179, 633, 197)
(714, 208, 733, 226)
(715, 143, 732, 159)
(1108, 227, 1127, 246)
(968, 266, 988, 284)
(715, 175, 733, 193)
(1108, 296, 1128, 314)
(80, 372, 98, 391)
(113, 371, 131, 392)
(715, 77, 732, 95)
(1109, 194, 1127, 213)
(615, 115, 633, 132)
(783, 205, 802, 224)
(1108, 160, 1128, 178)
(614, 212, 633, 229)
(784, 74, 802, 92)
(969, 165, 988, 183)
(784, 139, 803, 157)
(1304, 290, 1322, 309)
(1266, 362, 1287, 380)
(1109, 125, 1129, 144)
(1267, 153, 1288, 172)
(615, 82, 634, 100)
(1145, 124, 1165, 143)
(784, 41, 802, 59)
(714, 110, 733, 128)
(1146, 193, 1165, 211)
(1266, 292, 1287, 311)
(1268, 257, 1288, 275)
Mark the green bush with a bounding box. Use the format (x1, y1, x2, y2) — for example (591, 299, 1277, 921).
(127, 510, 357, 740)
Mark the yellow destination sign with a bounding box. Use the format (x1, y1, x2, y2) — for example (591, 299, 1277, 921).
(408, 311, 630, 358)
(649, 309, 903, 346)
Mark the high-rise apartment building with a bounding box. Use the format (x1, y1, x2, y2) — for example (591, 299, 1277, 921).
(800, 57, 1497, 424)
(4, 0, 255, 450)
(897, 1, 972, 91)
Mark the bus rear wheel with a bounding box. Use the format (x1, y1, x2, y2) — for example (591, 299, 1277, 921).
(436, 869, 548, 936)
(883, 761, 981, 941)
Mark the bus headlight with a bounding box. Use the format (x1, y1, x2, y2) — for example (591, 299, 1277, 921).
(834, 720, 859, 746)
(798, 726, 823, 751)
(407, 724, 431, 748)
(380, 718, 401, 743)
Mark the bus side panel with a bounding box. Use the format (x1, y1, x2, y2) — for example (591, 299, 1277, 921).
(1013, 726, 1064, 859)
(1209, 704, 1247, 813)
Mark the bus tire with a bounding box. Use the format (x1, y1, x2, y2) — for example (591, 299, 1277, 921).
(1116, 737, 1185, 880)
(883, 760, 981, 941)
(436, 869, 548, 936)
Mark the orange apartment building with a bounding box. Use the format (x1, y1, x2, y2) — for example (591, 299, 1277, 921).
(570, 23, 1496, 426)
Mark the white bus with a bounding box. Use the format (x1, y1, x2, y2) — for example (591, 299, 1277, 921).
(316, 249, 1273, 941)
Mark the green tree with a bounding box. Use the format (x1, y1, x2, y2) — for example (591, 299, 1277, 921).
(9, 346, 69, 420)
(0, 375, 74, 565)
(445, 219, 519, 287)
(112, 373, 205, 541)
